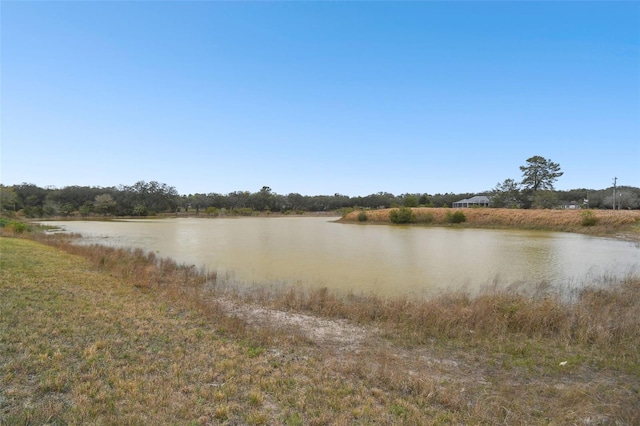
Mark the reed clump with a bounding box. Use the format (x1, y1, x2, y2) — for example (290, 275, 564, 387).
(269, 279, 640, 354)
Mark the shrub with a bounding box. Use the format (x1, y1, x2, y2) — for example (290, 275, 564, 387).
(445, 210, 466, 224)
(389, 207, 415, 224)
(12, 221, 29, 233)
(231, 207, 256, 216)
(206, 207, 220, 217)
(415, 211, 434, 224)
(0, 219, 29, 234)
(581, 210, 598, 226)
(357, 211, 368, 222)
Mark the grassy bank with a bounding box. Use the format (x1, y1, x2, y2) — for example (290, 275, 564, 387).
(2, 234, 640, 424)
(342, 208, 640, 240)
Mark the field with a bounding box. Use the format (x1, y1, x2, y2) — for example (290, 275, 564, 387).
(1, 233, 640, 424)
(343, 208, 640, 241)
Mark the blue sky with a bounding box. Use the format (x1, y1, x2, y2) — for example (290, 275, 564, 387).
(2, 1, 638, 196)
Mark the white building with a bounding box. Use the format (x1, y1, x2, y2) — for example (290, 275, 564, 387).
(452, 195, 491, 208)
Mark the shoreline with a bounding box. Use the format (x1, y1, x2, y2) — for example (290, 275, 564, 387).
(25, 207, 640, 243)
(2, 236, 639, 424)
(340, 207, 640, 243)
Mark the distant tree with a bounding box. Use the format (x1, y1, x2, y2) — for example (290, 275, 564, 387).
(520, 156, 563, 192)
(356, 192, 400, 209)
(207, 193, 227, 210)
(251, 186, 274, 211)
(307, 195, 331, 211)
(519, 156, 563, 209)
(617, 186, 640, 209)
(0, 186, 19, 213)
(133, 204, 148, 216)
(227, 191, 251, 209)
(491, 178, 521, 208)
(329, 193, 352, 210)
(555, 188, 592, 208)
(402, 194, 419, 208)
(12, 183, 49, 217)
(42, 200, 59, 217)
(418, 194, 432, 207)
(59, 203, 75, 216)
(532, 191, 560, 209)
(119, 181, 178, 214)
(285, 193, 305, 211)
(188, 193, 209, 213)
(46, 186, 104, 211)
(79, 201, 94, 217)
(94, 194, 116, 215)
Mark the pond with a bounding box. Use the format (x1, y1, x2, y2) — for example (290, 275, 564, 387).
(45, 217, 639, 297)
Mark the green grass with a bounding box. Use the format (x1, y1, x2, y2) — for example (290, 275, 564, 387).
(2, 235, 639, 424)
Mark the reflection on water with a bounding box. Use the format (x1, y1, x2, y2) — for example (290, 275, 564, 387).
(45, 217, 639, 297)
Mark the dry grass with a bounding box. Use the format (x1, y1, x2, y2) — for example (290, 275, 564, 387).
(2, 233, 640, 424)
(345, 208, 640, 239)
(266, 277, 640, 359)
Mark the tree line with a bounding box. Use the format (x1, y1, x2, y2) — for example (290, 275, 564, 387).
(490, 155, 639, 209)
(0, 181, 475, 217)
(1, 181, 638, 218)
(0, 154, 637, 218)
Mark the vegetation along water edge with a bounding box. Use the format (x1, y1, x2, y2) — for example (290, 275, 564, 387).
(341, 207, 640, 242)
(1, 227, 639, 424)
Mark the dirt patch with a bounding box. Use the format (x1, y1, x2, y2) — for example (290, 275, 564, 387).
(217, 299, 371, 349)
(216, 298, 490, 387)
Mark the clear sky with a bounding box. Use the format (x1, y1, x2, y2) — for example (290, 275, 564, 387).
(2, 1, 638, 196)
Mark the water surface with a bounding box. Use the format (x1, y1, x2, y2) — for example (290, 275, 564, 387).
(46, 217, 639, 297)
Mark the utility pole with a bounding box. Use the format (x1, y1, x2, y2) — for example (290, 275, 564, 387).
(612, 177, 617, 210)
